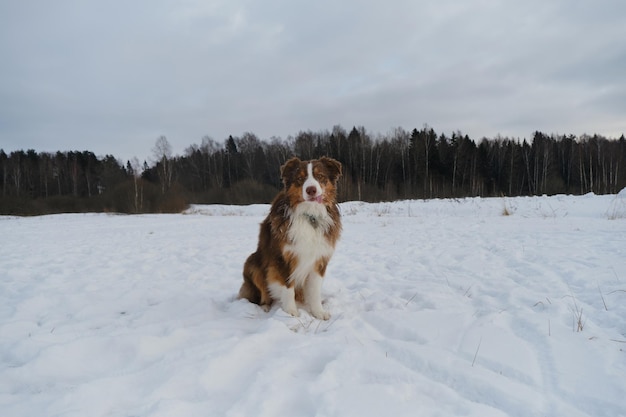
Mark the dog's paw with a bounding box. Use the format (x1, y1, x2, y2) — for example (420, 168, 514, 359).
(283, 306, 300, 317)
(310, 308, 330, 320)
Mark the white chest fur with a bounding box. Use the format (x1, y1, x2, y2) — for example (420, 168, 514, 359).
(283, 202, 335, 287)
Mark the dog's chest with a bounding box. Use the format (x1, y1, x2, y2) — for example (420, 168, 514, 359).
(283, 212, 335, 285)
(285, 213, 334, 259)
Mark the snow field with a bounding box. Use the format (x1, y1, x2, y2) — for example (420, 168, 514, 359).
(1, 194, 625, 417)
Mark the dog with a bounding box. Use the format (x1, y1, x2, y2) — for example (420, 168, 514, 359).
(238, 156, 342, 320)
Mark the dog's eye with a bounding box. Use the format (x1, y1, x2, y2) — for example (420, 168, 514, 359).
(317, 175, 327, 184)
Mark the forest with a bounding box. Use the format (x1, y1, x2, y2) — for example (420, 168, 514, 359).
(1, 125, 625, 215)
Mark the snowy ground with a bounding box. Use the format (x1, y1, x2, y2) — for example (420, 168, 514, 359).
(2, 193, 626, 417)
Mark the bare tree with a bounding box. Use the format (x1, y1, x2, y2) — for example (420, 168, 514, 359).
(153, 136, 173, 194)
(237, 132, 262, 179)
(130, 157, 144, 213)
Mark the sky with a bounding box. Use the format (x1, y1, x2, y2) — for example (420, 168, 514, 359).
(1, 0, 625, 163)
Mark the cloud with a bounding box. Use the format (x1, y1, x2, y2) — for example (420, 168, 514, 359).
(0, 0, 624, 162)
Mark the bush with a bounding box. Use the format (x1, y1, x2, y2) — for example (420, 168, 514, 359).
(0, 195, 101, 215)
(158, 184, 190, 213)
(0, 180, 190, 216)
(102, 180, 189, 214)
(189, 180, 279, 205)
(0, 196, 36, 215)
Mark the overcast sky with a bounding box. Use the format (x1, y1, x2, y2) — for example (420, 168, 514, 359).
(1, 0, 625, 163)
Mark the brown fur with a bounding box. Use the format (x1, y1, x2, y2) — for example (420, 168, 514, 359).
(239, 157, 342, 315)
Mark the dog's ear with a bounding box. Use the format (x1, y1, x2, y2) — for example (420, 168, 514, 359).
(280, 157, 302, 187)
(320, 157, 342, 183)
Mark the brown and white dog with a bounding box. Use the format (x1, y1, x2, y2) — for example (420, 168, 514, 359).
(238, 157, 342, 320)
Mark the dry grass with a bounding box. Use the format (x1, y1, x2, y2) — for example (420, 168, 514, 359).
(569, 297, 586, 333)
(501, 197, 515, 216)
(606, 195, 626, 220)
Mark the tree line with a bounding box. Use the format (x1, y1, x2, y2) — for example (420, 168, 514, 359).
(1, 125, 625, 215)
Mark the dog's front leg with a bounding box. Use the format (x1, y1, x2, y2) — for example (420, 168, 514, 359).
(304, 273, 330, 320)
(269, 282, 299, 317)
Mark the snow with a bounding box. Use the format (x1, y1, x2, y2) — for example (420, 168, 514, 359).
(2, 193, 625, 417)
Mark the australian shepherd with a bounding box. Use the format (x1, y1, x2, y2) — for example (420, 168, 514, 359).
(238, 157, 342, 320)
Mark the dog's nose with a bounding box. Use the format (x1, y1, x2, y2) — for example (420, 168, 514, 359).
(306, 186, 317, 196)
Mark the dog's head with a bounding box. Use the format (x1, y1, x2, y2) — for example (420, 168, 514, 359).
(281, 157, 342, 205)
